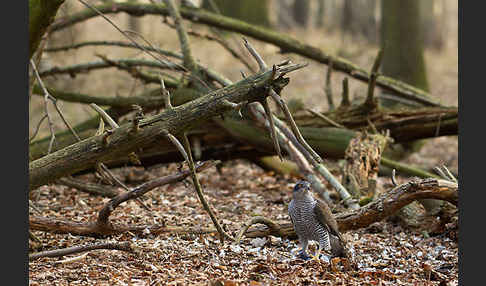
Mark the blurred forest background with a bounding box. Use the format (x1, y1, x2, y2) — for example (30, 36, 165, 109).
(30, 0, 458, 136)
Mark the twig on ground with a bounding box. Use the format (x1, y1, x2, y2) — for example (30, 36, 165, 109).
(29, 241, 134, 260)
(235, 216, 282, 244)
(57, 177, 120, 198)
(54, 253, 89, 264)
(306, 108, 344, 128)
(29, 231, 42, 244)
(96, 160, 217, 230)
(181, 133, 234, 242)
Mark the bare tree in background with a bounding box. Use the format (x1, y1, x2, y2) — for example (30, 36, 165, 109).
(381, 0, 429, 92)
(292, 0, 311, 27)
(341, 0, 377, 43)
(420, 0, 444, 50)
(381, 0, 445, 220)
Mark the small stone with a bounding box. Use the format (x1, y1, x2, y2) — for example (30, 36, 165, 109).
(250, 237, 267, 248)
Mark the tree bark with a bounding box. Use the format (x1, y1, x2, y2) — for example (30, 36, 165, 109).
(244, 178, 457, 238)
(381, 0, 429, 91)
(30, 97, 457, 166)
(29, 63, 303, 190)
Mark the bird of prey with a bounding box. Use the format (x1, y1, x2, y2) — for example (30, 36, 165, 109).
(288, 180, 346, 260)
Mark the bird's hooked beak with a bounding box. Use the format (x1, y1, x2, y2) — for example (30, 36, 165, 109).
(293, 180, 311, 194)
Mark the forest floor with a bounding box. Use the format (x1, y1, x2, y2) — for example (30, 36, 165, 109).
(29, 159, 458, 285)
(29, 7, 458, 286)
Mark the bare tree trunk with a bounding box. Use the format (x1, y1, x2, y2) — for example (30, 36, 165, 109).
(381, 0, 444, 217)
(381, 0, 429, 91)
(276, 0, 295, 29)
(341, 0, 377, 43)
(292, 0, 311, 27)
(420, 0, 444, 50)
(315, 0, 325, 28)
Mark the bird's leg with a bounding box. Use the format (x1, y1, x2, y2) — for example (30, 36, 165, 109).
(313, 233, 332, 261)
(311, 245, 322, 261)
(297, 239, 311, 260)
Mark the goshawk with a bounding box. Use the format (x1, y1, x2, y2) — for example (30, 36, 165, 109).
(288, 180, 346, 260)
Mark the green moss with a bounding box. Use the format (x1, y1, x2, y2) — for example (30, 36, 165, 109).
(29, 0, 65, 58)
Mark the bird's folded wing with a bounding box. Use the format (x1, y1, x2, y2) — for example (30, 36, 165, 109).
(314, 198, 342, 239)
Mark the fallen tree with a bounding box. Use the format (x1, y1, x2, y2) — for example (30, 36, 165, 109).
(30, 177, 457, 238)
(30, 84, 457, 164)
(244, 177, 458, 238)
(29, 61, 305, 190)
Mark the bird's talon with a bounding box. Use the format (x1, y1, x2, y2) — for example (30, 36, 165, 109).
(296, 251, 311, 261)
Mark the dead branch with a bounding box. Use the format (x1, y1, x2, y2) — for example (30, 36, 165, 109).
(249, 104, 331, 203)
(381, 157, 440, 179)
(30, 160, 217, 237)
(57, 177, 121, 198)
(305, 109, 344, 128)
(181, 133, 234, 242)
(235, 216, 283, 244)
(163, 0, 197, 74)
(39, 58, 184, 78)
(44, 40, 231, 87)
(325, 59, 335, 110)
(364, 49, 384, 108)
(243, 178, 458, 239)
(30, 61, 304, 190)
(51, 1, 442, 107)
(76, 0, 186, 73)
(45, 40, 181, 59)
(30, 59, 56, 154)
(29, 241, 134, 261)
(340, 78, 350, 107)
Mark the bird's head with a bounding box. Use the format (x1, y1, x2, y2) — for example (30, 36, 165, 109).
(292, 180, 311, 198)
